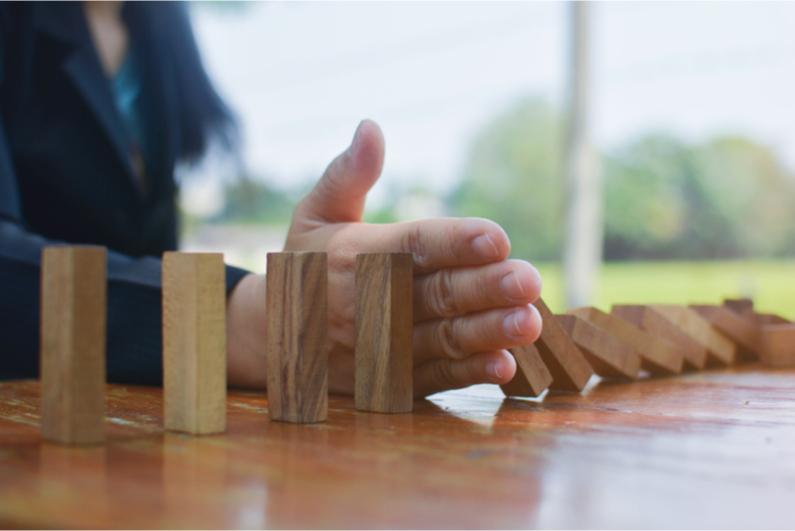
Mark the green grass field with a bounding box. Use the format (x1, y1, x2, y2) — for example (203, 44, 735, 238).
(534, 260, 795, 320)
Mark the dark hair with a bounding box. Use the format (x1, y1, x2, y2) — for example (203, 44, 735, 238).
(133, 2, 238, 163)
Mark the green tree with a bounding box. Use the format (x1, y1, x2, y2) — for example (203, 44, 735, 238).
(213, 176, 295, 225)
(449, 97, 565, 262)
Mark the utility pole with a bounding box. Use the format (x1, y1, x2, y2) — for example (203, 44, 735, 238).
(563, 1, 603, 309)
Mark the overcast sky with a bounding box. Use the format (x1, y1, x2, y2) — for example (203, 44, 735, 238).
(187, 1, 795, 211)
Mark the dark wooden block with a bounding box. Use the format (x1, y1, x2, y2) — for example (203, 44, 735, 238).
(689, 304, 761, 361)
(501, 343, 554, 398)
(266, 252, 328, 423)
(759, 324, 795, 367)
(40, 246, 106, 445)
(355, 253, 413, 413)
(556, 314, 641, 380)
(532, 298, 594, 392)
(649, 305, 736, 366)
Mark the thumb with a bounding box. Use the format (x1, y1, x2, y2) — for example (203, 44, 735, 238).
(298, 119, 385, 224)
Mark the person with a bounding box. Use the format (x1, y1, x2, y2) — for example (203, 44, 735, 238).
(0, 1, 543, 398)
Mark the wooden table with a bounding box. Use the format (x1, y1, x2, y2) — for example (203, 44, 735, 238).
(1, 366, 794, 529)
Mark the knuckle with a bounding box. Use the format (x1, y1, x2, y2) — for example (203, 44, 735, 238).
(402, 224, 432, 270)
(428, 269, 459, 318)
(434, 319, 465, 360)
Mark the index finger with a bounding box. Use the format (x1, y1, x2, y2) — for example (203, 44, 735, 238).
(350, 217, 511, 274)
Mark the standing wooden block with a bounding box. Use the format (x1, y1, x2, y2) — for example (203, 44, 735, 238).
(649, 305, 736, 366)
(611, 305, 708, 370)
(266, 252, 328, 423)
(759, 324, 795, 367)
(723, 298, 753, 315)
(689, 305, 761, 360)
(568, 307, 684, 375)
(355, 253, 413, 413)
(500, 343, 554, 398)
(41, 246, 106, 445)
(555, 314, 641, 380)
(532, 298, 594, 392)
(163, 252, 227, 434)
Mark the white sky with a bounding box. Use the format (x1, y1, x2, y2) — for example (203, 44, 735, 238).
(187, 1, 795, 211)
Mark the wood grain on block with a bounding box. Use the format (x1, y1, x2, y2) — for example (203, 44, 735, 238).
(501, 343, 553, 397)
(355, 253, 413, 413)
(750, 313, 792, 326)
(723, 298, 753, 315)
(163, 252, 227, 434)
(555, 314, 641, 380)
(266, 252, 328, 423)
(759, 324, 795, 367)
(649, 305, 736, 366)
(532, 298, 594, 392)
(611, 305, 708, 370)
(40, 246, 107, 445)
(689, 305, 761, 360)
(568, 307, 683, 375)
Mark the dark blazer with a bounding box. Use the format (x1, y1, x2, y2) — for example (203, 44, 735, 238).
(0, 2, 249, 384)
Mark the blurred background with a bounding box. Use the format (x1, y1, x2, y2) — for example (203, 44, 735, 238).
(180, 1, 795, 318)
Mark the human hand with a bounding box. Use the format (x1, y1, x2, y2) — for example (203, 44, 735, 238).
(280, 120, 543, 397)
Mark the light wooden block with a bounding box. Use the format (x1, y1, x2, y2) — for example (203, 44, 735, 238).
(355, 253, 413, 413)
(532, 298, 594, 392)
(501, 343, 554, 398)
(556, 314, 641, 380)
(759, 324, 795, 367)
(649, 305, 736, 366)
(569, 307, 684, 375)
(611, 305, 708, 370)
(266, 252, 328, 423)
(163, 252, 227, 434)
(41, 246, 106, 445)
(689, 305, 761, 360)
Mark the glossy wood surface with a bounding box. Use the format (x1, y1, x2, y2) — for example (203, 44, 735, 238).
(1, 367, 794, 529)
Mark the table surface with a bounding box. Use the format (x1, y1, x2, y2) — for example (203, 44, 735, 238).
(0, 365, 794, 529)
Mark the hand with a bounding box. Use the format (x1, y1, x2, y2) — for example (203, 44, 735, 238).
(227, 120, 543, 397)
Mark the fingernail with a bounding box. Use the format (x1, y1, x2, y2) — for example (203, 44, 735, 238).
(486, 361, 502, 381)
(347, 120, 364, 156)
(500, 269, 526, 300)
(472, 233, 499, 259)
(503, 306, 533, 337)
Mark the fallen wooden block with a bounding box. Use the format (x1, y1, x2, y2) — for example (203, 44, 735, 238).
(266, 252, 328, 423)
(501, 343, 554, 398)
(163, 252, 227, 434)
(531, 298, 594, 392)
(40, 246, 106, 445)
(555, 314, 641, 380)
(759, 324, 795, 367)
(611, 305, 708, 370)
(689, 304, 761, 361)
(649, 305, 736, 366)
(355, 253, 413, 413)
(569, 307, 683, 375)
(750, 313, 791, 326)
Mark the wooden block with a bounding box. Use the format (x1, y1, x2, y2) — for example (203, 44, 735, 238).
(40, 246, 106, 445)
(611, 305, 708, 370)
(723, 298, 753, 315)
(163, 252, 227, 434)
(689, 305, 761, 360)
(555, 314, 641, 380)
(500, 343, 554, 398)
(759, 324, 795, 367)
(355, 253, 413, 413)
(266, 252, 328, 423)
(750, 313, 791, 326)
(569, 307, 684, 375)
(649, 305, 736, 366)
(531, 298, 594, 392)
